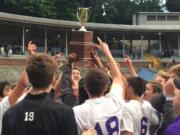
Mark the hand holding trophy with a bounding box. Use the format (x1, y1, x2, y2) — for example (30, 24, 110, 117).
(77, 7, 91, 31)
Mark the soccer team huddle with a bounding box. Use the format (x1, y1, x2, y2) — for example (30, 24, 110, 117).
(0, 38, 180, 135)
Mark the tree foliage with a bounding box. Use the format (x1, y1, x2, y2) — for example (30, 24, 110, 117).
(3, 0, 163, 24)
(166, 0, 180, 12)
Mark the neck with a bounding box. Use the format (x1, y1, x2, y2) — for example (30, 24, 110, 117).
(130, 95, 143, 101)
(30, 86, 51, 95)
(89, 95, 103, 99)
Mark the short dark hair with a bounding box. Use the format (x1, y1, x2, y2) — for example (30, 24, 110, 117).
(148, 81, 163, 94)
(85, 69, 109, 97)
(127, 77, 146, 97)
(26, 55, 58, 89)
(0, 81, 9, 97)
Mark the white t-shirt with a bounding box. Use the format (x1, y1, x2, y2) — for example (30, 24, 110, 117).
(0, 97, 11, 134)
(121, 100, 159, 135)
(73, 83, 124, 135)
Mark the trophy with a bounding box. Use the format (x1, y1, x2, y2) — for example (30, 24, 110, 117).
(77, 7, 91, 31)
(68, 7, 96, 67)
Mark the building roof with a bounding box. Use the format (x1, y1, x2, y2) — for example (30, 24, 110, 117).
(1, 12, 180, 32)
(138, 12, 180, 14)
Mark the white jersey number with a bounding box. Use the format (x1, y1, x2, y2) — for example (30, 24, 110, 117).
(95, 116, 119, 135)
(24, 112, 35, 122)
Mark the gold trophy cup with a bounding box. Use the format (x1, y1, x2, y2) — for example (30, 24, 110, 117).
(77, 7, 91, 31)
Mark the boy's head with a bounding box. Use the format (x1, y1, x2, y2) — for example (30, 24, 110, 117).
(72, 66, 81, 82)
(126, 77, 146, 100)
(26, 55, 58, 90)
(0, 81, 12, 98)
(85, 69, 109, 97)
(144, 81, 163, 101)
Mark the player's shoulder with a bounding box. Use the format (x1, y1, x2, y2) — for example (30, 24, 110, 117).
(45, 99, 73, 114)
(143, 100, 153, 108)
(125, 100, 138, 107)
(73, 102, 89, 113)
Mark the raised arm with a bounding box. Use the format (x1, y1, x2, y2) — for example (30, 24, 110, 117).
(27, 41, 37, 56)
(97, 37, 125, 97)
(60, 53, 79, 107)
(124, 55, 137, 77)
(8, 70, 28, 105)
(8, 40, 36, 105)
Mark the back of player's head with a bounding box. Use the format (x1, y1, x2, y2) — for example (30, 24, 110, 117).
(26, 55, 58, 89)
(85, 69, 109, 97)
(127, 77, 146, 97)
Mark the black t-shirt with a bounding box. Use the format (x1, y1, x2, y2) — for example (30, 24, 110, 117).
(2, 93, 78, 135)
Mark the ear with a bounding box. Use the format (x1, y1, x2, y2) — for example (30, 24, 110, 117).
(51, 75, 56, 86)
(84, 86, 91, 98)
(103, 84, 109, 94)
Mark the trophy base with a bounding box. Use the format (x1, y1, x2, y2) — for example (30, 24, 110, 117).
(73, 59, 96, 67)
(69, 31, 97, 67)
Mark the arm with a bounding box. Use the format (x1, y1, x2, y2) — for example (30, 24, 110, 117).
(53, 73, 62, 97)
(60, 53, 79, 107)
(8, 40, 34, 105)
(8, 70, 28, 106)
(27, 41, 37, 56)
(97, 37, 125, 98)
(124, 55, 137, 77)
(91, 50, 104, 68)
(60, 64, 78, 107)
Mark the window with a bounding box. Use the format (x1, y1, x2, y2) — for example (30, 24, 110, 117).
(157, 16, 166, 21)
(167, 15, 179, 21)
(147, 16, 156, 21)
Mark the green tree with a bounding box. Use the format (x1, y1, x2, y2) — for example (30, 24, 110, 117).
(54, 0, 80, 21)
(6, 0, 58, 18)
(134, 0, 163, 12)
(4, 0, 164, 24)
(166, 0, 180, 12)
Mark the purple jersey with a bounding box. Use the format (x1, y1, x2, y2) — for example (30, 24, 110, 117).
(164, 116, 180, 135)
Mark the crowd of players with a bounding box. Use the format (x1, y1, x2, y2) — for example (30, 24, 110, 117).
(0, 38, 179, 135)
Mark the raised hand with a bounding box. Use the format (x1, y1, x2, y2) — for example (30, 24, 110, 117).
(91, 50, 104, 68)
(124, 54, 132, 67)
(124, 54, 137, 77)
(82, 129, 97, 135)
(68, 52, 78, 64)
(53, 52, 63, 65)
(27, 41, 37, 56)
(97, 37, 111, 57)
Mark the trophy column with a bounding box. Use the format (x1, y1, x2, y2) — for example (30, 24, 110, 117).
(68, 31, 97, 67)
